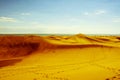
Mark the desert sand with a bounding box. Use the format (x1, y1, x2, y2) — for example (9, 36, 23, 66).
(0, 34, 120, 80)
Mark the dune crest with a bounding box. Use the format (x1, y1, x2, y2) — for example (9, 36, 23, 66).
(0, 34, 120, 80)
(0, 34, 120, 59)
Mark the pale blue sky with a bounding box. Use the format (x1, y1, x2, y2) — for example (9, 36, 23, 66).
(0, 0, 120, 34)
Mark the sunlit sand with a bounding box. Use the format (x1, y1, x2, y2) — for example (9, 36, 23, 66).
(0, 34, 120, 80)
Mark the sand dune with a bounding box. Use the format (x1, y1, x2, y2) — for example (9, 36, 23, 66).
(0, 34, 119, 59)
(0, 34, 120, 80)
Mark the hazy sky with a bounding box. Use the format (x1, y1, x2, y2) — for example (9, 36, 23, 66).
(0, 0, 120, 34)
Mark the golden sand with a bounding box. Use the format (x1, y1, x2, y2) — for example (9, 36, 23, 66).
(0, 34, 120, 80)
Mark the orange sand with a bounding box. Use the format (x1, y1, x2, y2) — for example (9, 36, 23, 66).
(0, 34, 120, 80)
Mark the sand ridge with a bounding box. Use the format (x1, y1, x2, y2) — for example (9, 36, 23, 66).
(0, 34, 120, 80)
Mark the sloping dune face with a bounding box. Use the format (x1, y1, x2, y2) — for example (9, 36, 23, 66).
(0, 36, 40, 59)
(0, 34, 120, 80)
(0, 35, 56, 67)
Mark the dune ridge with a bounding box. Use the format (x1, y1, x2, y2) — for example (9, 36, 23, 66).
(0, 34, 120, 59)
(0, 34, 120, 80)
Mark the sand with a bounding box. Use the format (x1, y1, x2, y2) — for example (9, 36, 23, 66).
(0, 34, 120, 80)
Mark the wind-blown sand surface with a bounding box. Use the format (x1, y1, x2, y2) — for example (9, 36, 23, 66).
(0, 34, 120, 80)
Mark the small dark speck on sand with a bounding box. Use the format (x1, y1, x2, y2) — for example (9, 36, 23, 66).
(106, 78, 109, 80)
(113, 76, 116, 78)
(33, 78, 37, 80)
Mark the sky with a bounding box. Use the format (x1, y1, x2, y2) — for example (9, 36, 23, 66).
(0, 0, 120, 34)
